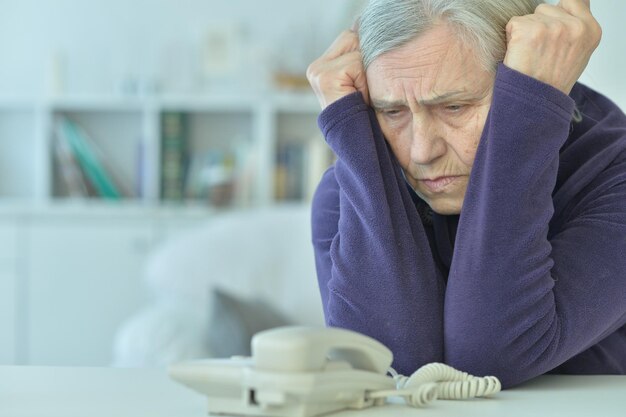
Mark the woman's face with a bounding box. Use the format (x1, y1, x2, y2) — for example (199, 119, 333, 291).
(367, 24, 494, 214)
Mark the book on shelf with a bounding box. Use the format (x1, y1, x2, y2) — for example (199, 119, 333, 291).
(55, 117, 131, 200)
(52, 131, 92, 198)
(275, 142, 302, 201)
(160, 112, 188, 202)
(275, 137, 335, 201)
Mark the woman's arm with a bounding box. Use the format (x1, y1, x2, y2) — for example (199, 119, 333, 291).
(445, 64, 626, 388)
(312, 92, 445, 375)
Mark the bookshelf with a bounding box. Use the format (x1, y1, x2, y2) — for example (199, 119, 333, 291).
(0, 91, 331, 211)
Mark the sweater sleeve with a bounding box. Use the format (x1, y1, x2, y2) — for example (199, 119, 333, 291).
(444, 64, 626, 388)
(311, 92, 445, 374)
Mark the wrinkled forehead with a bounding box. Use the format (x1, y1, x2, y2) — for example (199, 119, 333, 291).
(365, 25, 492, 103)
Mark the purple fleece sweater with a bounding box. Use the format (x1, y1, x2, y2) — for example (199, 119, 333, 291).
(311, 64, 626, 388)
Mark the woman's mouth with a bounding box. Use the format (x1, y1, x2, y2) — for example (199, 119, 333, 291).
(419, 176, 461, 193)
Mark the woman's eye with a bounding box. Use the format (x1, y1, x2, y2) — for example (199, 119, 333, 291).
(444, 104, 465, 113)
(383, 109, 403, 117)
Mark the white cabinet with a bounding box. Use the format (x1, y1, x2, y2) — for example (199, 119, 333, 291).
(24, 212, 154, 366)
(0, 218, 19, 364)
(0, 206, 213, 367)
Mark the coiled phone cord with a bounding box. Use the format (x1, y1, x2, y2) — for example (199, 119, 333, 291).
(368, 362, 501, 407)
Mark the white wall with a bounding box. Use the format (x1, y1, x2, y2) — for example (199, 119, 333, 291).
(0, 0, 623, 109)
(0, 0, 360, 96)
(578, 2, 626, 110)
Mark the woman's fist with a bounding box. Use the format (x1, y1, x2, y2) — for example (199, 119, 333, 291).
(306, 29, 370, 110)
(504, 0, 602, 95)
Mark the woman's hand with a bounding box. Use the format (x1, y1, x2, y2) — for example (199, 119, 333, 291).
(306, 29, 370, 110)
(504, 0, 602, 95)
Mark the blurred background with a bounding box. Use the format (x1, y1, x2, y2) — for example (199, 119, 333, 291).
(0, 0, 623, 100)
(0, 0, 363, 97)
(0, 1, 623, 368)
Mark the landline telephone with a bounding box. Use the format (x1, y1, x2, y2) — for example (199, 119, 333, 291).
(169, 326, 501, 417)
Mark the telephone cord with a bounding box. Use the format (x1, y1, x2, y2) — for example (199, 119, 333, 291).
(368, 362, 501, 407)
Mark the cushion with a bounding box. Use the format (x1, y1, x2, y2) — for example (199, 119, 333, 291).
(207, 288, 292, 358)
(143, 203, 324, 326)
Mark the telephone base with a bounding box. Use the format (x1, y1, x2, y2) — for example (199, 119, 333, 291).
(205, 396, 370, 417)
(169, 358, 394, 417)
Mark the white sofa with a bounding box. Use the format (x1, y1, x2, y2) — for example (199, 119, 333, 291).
(113, 203, 325, 367)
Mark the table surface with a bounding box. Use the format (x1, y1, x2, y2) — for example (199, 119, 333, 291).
(2, 366, 626, 417)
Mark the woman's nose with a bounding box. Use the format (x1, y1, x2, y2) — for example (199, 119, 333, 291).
(410, 116, 446, 165)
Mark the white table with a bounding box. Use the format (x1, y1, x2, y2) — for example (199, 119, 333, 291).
(2, 366, 626, 417)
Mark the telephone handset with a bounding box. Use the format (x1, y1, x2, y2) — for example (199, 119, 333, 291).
(169, 326, 501, 417)
(252, 326, 392, 374)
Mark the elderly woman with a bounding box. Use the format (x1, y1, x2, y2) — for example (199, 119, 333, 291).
(307, 0, 625, 388)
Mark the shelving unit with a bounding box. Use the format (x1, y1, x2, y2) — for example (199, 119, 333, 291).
(0, 91, 330, 210)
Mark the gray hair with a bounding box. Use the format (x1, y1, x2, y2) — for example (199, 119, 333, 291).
(359, 0, 544, 72)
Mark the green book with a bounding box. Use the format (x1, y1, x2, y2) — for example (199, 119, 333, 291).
(160, 112, 187, 201)
(58, 118, 121, 199)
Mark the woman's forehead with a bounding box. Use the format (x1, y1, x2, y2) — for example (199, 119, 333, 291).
(366, 29, 492, 106)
